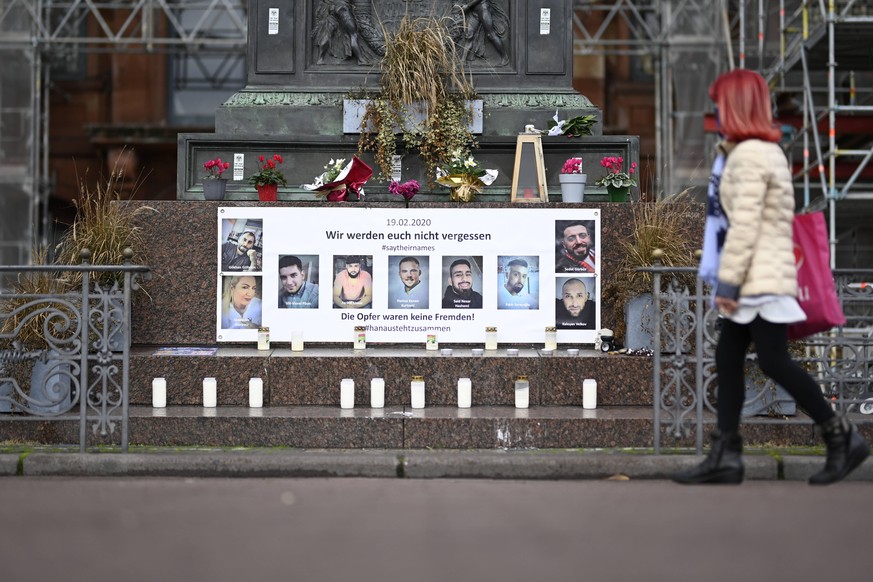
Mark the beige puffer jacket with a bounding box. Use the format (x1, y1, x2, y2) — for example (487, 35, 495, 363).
(716, 139, 797, 299)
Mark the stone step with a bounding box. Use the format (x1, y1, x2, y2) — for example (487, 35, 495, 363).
(0, 405, 822, 450)
(129, 347, 655, 407)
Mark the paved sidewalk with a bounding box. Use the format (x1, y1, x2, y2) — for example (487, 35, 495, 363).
(1, 449, 871, 481)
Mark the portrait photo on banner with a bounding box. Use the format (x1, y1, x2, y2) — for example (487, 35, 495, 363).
(441, 256, 484, 309)
(220, 274, 263, 329)
(555, 275, 597, 330)
(497, 255, 539, 310)
(332, 254, 373, 309)
(220, 218, 263, 273)
(278, 254, 320, 309)
(554, 219, 596, 274)
(388, 255, 430, 309)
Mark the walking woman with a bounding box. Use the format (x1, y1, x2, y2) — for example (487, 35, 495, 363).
(673, 69, 869, 485)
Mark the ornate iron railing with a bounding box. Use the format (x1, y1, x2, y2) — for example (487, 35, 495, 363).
(646, 266, 873, 453)
(0, 251, 150, 452)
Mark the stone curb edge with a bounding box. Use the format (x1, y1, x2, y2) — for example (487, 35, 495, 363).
(1, 451, 869, 480)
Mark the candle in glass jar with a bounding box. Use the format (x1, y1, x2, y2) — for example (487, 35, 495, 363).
(583, 379, 597, 409)
(370, 378, 385, 409)
(514, 375, 529, 409)
(457, 378, 472, 408)
(426, 333, 438, 351)
(202, 377, 217, 408)
(545, 326, 558, 351)
(257, 327, 270, 351)
(353, 326, 366, 350)
(152, 378, 167, 408)
(485, 326, 498, 350)
(291, 330, 304, 352)
(410, 376, 425, 409)
(341, 378, 355, 409)
(249, 377, 263, 408)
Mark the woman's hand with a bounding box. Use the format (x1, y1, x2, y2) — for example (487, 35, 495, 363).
(715, 296, 738, 316)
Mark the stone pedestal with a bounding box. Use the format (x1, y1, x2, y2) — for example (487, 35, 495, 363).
(177, 0, 637, 200)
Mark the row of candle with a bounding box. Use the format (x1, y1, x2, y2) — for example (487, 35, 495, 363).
(257, 327, 562, 351)
(151, 377, 264, 408)
(152, 376, 597, 410)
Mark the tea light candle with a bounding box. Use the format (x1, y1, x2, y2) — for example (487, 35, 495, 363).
(485, 327, 498, 350)
(426, 333, 438, 351)
(567, 348, 580, 357)
(291, 330, 304, 352)
(202, 377, 217, 408)
(541, 349, 553, 357)
(440, 348, 453, 356)
(514, 375, 529, 409)
(410, 376, 425, 409)
(545, 326, 558, 351)
(249, 377, 263, 408)
(354, 326, 366, 350)
(507, 348, 519, 357)
(457, 378, 472, 408)
(370, 378, 385, 409)
(340, 378, 355, 409)
(152, 378, 167, 408)
(583, 378, 597, 409)
(471, 348, 484, 356)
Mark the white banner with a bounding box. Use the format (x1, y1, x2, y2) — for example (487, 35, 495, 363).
(216, 207, 601, 344)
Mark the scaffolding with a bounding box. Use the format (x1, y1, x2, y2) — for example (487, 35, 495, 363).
(0, 0, 247, 273)
(574, 0, 873, 267)
(1, 1, 869, 269)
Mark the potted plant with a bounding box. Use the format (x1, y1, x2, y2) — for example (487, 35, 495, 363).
(356, 14, 478, 187)
(601, 192, 699, 349)
(202, 157, 231, 201)
(247, 154, 287, 201)
(558, 157, 586, 203)
(595, 156, 638, 202)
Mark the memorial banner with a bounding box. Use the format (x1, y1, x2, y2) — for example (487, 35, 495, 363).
(216, 207, 600, 344)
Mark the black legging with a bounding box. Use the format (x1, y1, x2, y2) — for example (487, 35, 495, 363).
(715, 316, 835, 433)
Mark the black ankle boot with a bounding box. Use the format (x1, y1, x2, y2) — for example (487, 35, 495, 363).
(672, 430, 744, 484)
(809, 416, 870, 485)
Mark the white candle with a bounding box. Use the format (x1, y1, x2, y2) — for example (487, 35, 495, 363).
(485, 327, 498, 350)
(341, 378, 355, 409)
(545, 326, 558, 350)
(583, 379, 597, 409)
(202, 377, 217, 408)
(257, 327, 270, 351)
(370, 378, 385, 409)
(457, 378, 472, 408)
(515, 376, 529, 409)
(249, 377, 263, 408)
(426, 333, 438, 351)
(152, 377, 167, 408)
(291, 330, 304, 352)
(354, 326, 366, 350)
(410, 376, 425, 409)
(507, 348, 519, 357)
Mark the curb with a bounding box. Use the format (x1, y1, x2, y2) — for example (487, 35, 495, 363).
(6, 450, 871, 481)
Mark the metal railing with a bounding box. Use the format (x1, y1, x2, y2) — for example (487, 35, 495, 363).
(0, 252, 150, 452)
(647, 265, 873, 453)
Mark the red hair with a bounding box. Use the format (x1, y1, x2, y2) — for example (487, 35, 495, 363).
(709, 69, 782, 143)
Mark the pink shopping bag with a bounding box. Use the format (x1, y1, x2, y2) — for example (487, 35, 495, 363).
(788, 211, 846, 340)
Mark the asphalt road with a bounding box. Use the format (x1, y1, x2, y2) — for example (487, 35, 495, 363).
(0, 477, 868, 582)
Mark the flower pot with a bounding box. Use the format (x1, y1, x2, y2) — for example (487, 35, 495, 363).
(202, 178, 227, 201)
(256, 183, 278, 202)
(607, 185, 629, 202)
(558, 173, 587, 203)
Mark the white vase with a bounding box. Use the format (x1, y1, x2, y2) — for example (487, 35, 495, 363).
(558, 173, 587, 202)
